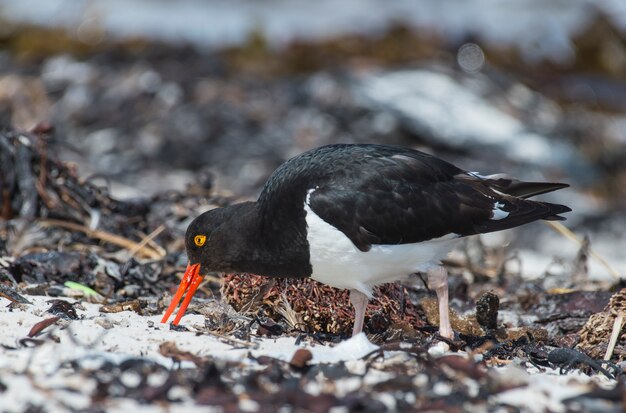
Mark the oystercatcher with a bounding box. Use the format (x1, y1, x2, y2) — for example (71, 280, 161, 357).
(161, 144, 570, 339)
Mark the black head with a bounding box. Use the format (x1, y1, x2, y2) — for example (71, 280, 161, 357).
(161, 203, 256, 326)
(184, 202, 257, 274)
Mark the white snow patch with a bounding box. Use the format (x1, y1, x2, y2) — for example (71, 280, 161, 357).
(492, 364, 614, 413)
(356, 70, 581, 166)
(309, 332, 379, 363)
(0, 293, 618, 411)
(0, 295, 380, 411)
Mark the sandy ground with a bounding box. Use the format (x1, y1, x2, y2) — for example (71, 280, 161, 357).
(0, 295, 615, 413)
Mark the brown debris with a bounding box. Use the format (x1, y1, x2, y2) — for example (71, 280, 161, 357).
(569, 13, 626, 80)
(505, 327, 549, 342)
(421, 296, 483, 336)
(577, 288, 626, 361)
(39, 219, 163, 260)
(158, 341, 204, 366)
(27, 316, 60, 337)
(289, 348, 313, 370)
(100, 299, 144, 315)
(221, 273, 424, 336)
(0, 75, 51, 131)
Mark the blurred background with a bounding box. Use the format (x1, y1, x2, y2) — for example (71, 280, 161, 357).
(1, 0, 625, 281)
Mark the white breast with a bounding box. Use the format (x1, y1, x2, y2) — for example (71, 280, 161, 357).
(304, 193, 460, 298)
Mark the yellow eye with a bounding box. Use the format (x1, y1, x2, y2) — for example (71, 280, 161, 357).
(194, 235, 206, 247)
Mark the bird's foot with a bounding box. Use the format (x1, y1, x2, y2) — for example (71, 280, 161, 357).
(349, 289, 369, 337)
(427, 266, 454, 346)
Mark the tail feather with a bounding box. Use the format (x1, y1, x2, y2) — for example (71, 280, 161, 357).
(473, 199, 571, 235)
(481, 174, 570, 199)
(540, 202, 571, 218)
(453, 171, 571, 237)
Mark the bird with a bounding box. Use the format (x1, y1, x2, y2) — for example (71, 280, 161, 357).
(161, 144, 571, 339)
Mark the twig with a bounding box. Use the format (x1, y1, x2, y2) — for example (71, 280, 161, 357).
(545, 221, 621, 280)
(129, 224, 166, 258)
(33, 133, 58, 210)
(142, 233, 167, 257)
(15, 136, 37, 218)
(604, 312, 624, 362)
(38, 219, 163, 259)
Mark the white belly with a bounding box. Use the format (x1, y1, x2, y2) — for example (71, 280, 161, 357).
(304, 202, 460, 298)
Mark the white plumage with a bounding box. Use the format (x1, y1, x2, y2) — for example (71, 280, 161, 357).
(304, 192, 460, 298)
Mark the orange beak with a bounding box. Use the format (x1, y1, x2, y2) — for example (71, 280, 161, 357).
(161, 263, 203, 325)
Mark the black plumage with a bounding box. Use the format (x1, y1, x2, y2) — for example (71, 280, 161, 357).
(262, 144, 569, 251)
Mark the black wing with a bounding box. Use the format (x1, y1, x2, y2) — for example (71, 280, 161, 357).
(307, 149, 570, 252)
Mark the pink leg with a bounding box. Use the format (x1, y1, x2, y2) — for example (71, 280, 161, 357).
(349, 289, 368, 336)
(427, 266, 453, 339)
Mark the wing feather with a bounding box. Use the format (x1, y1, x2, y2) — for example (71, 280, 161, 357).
(307, 151, 570, 251)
